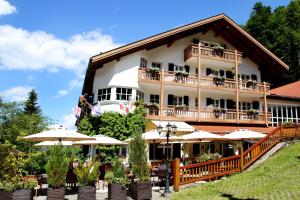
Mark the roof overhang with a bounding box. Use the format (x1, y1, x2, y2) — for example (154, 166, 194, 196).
(82, 13, 289, 95)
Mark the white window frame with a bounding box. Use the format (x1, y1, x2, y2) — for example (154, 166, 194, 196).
(116, 88, 132, 101)
(150, 94, 159, 104)
(98, 88, 111, 101)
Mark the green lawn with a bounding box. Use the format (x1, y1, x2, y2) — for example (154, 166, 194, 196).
(171, 141, 300, 200)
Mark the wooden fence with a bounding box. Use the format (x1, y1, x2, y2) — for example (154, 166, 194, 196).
(173, 125, 300, 192)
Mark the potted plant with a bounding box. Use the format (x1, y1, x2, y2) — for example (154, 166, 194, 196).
(46, 144, 68, 200)
(74, 161, 100, 200)
(146, 67, 160, 80)
(0, 143, 37, 200)
(247, 109, 259, 119)
(128, 130, 152, 200)
(213, 45, 224, 56)
(246, 80, 257, 89)
(213, 107, 226, 118)
(213, 76, 225, 86)
(175, 71, 189, 82)
(106, 158, 128, 200)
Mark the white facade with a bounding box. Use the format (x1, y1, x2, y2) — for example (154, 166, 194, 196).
(91, 30, 264, 116)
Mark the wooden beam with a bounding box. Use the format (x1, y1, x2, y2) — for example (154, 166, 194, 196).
(197, 43, 201, 122)
(159, 69, 164, 120)
(263, 82, 268, 126)
(235, 50, 240, 124)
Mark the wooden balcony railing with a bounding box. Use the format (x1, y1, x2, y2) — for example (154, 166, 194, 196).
(138, 68, 270, 94)
(184, 44, 243, 63)
(145, 106, 270, 124)
(173, 125, 300, 191)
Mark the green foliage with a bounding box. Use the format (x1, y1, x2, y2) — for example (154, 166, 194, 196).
(74, 161, 100, 187)
(195, 153, 222, 163)
(245, 1, 300, 83)
(23, 151, 47, 175)
(105, 158, 129, 186)
(24, 89, 41, 115)
(22, 179, 38, 190)
(0, 142, 25, 192)
(128, 128, 150, 182)
(46, 144, 68, 188)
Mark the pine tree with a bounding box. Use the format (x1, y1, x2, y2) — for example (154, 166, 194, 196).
(24, 89, 41, 115)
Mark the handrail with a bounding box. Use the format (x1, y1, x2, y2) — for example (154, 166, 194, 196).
(173, 125, 300, 192)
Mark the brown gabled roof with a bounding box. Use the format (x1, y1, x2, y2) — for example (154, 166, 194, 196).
(82, 13, 289, 94)
(268, 81, 300, 100)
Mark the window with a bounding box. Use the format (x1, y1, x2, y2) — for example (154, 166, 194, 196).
(151, 62, 161, 69)
(116, 88, 132, 101)
(136, 90, 144, 100)
(98, 88, 111, 101)
(150, 94, 159, 104)
(195, 97, 198, 107)
(174, 65, 184, 72)
(140, 57, 147, 68)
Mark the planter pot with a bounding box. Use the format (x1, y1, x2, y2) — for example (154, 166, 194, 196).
(131, 181, 152, 200)
(0, 190, 12, 200)
(78, 186, 96, 200)
(47, 187, 65, 200)
(13, 189, 32, 200)
(108, 183, 127, 200)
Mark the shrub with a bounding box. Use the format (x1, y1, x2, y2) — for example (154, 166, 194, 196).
(46, 144, 68, 188)
(105, 158, 128, 186)
(128, 129, 150, 182)
(74, 161, 100, 187)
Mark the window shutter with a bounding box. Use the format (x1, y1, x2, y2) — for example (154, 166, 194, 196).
(206, 68, 212, 76)
(206, 98, 213, 106)
(251, 74, 257, 81)
(220, 99, 225, 108)
(192, 39, 199, 44)
(87, 94, 94, 104)
(227, 99, 233, 109)
(184, 65, 190, 73)
(226, 71, 233, 79)
(168, 63, 174, 71)
(253, 101, 260, 109)
(168, 95, 174, 105)
(184, 96, 189, 106)
(219, 70, 225, 77)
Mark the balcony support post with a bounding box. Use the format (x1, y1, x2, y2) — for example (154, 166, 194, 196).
(263, 82, 268, 126)
(234, 50, 239, 124)
(197, 43, 201, 121)
(160, 69, 164, 120)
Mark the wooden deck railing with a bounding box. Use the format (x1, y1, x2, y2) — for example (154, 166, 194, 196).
(184, 44, 243, 63)
(146, 106, 269, 124)
(173, 125, 300, 192)
(138, 68, 270, 94)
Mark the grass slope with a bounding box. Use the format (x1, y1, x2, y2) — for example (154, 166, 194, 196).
(171, 141, 300, 200)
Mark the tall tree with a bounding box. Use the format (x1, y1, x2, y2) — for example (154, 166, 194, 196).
(24, 89, 41, 115)
(245, 1, 300, 83)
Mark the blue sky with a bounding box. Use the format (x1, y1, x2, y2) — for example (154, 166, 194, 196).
(0, 0, 291, 128)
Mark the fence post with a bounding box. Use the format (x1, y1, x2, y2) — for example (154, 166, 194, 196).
(239, 145, 244, 172)
(173, 158, 180, 192)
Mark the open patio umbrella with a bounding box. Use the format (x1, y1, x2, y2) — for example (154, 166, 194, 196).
(34, 141, 73, 146)
(222, 129, 266, 140)
(180, 130, 223, 141)
(72, 134, 127, 146)
(23, 128, 95, 142)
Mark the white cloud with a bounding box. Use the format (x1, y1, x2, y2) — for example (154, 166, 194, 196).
(62, 112, 77, 130)
(0, 24, 122, 97)
(0, 0, 16, 16)
(0, 86, 33, 102)
(54, 90, 69, 98)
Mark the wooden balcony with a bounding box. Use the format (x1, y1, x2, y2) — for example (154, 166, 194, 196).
(145, 106, 270, 125)
(138, 68, 270, 95)
(184, 44, 242, 63)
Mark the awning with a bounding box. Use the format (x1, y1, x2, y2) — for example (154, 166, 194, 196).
(191, 125, 276, 134)
(150, 121, 194, 132)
